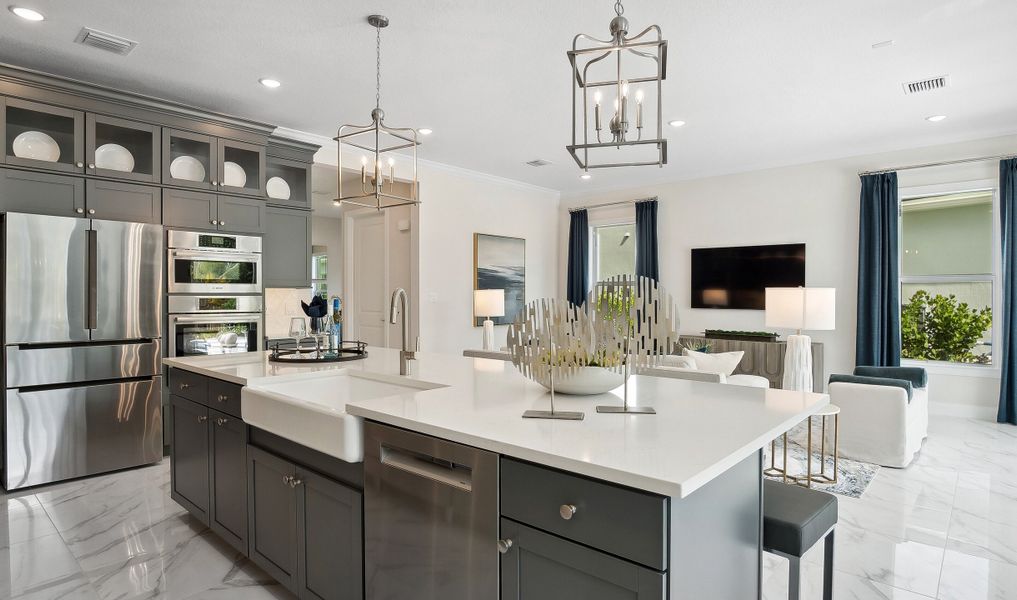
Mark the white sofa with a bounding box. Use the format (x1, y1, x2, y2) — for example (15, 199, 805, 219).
(828, 367, 929, 468)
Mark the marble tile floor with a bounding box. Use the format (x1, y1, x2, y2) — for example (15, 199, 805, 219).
(0, 415, 1013, 599)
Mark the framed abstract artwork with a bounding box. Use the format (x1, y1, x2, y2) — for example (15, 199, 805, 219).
(473, 233, 526, 326)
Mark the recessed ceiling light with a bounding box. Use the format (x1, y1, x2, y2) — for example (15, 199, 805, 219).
(9, 6, 44, 21)
(580, 173, 592, 180)
(668, 120, 686, 128)
(417, 128, 432, 135)
(258, 78, 281, 89)
(926, 115, 947, 122)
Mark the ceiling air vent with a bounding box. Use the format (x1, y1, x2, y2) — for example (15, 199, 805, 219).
(74, 27, 138, 56)
(526, 159, 552, 167)
(902, 75, 948, 95)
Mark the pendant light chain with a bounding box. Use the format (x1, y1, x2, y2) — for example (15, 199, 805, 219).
(614, 0, 624, 16)
(375, 24, 382, 110)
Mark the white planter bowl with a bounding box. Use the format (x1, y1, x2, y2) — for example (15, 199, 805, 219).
(541, 366, 625, 396)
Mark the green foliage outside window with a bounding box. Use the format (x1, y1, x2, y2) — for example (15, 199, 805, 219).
(901, 290, 992, 364)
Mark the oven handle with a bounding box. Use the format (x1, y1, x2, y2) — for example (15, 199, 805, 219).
(170, 249, 262, 262)
(171, 313, 264, 324)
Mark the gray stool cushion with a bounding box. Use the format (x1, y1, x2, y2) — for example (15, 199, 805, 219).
(763, 480, 838, 558)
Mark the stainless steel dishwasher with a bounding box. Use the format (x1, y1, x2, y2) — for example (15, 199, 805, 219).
(364, 421, 499, 600)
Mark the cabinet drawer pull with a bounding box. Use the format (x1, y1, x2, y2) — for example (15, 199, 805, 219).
(88, 163, 95, 169)
(211, 180, 218, 186)
(559, 504, 577, 520)
(210, 219, 218, 226)
(75, 208, 84, 214)
(219, 221, 225, 226)
(215, 417, 228, 426)
(497, 539, 513, 554)
(75, 161, 84, 168)
(216, 394, 228, 403)
(179, 382, 191, 390)
(197, 415, 208, 423)
(88, 208, 95, 215)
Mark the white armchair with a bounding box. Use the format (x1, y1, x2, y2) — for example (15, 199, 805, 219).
(828, 367, 929, 468)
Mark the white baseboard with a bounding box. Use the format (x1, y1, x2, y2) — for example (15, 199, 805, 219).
(929, 402, 998, 421)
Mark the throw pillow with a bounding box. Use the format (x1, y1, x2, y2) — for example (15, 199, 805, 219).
(682, 349, 744, 376)
(658, 354, 696, 369)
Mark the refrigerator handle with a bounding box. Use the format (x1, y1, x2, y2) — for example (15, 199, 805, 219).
(86, 229, 97, 330)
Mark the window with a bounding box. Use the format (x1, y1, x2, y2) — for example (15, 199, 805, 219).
(900, 188, 996, 365)
(311, 252, 328, 298)
(592, 223, 636, 282)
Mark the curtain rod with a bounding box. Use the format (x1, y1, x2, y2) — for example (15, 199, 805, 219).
(859, 153, 1017, 176)
(568, 196, 657, 213)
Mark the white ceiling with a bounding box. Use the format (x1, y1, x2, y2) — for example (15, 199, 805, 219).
(2, 0, 1016, 194)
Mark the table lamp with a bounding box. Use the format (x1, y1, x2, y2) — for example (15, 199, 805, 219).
(765, 287, 836, 392)
(474, 289, 505, 351)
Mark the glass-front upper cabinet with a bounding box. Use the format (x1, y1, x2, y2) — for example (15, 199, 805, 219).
(218, 138, 265, 197)
(86, 114, 160, 183)
(1, 97, 84, 174)
(163, 128, 217, 190)
(264, 156, 309, 207)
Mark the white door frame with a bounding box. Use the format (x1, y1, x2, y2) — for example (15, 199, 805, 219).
(344, 208, 391, 347)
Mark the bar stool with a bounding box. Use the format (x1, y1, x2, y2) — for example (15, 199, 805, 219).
(763, 479, 838, 600)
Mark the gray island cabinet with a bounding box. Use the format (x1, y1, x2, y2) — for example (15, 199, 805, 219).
(168, 368, 364, 600)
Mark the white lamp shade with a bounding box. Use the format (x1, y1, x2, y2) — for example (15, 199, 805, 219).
(765, 287, 836, 331)
(474, 289, 505, 318)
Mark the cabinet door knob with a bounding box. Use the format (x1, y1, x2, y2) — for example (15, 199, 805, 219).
(197, 415, 208, 423)
(288, 477, 303, 488)
(215, 417, 228, 426)
(216, 394, 228, 403)
(219, 221, 225, 226)
(559, 504, 577, 520)
(88, 163, 95, 169)
(88, 208, 96, 215)
(497, 539, 513, 554)
(75, 208, 84, 214)
(75, 162, 84, 168)
(210, 220, 218, 225)
(179, 382, 191, 389)
(211, 180, 218, 186)
(282, 475, 292, 486)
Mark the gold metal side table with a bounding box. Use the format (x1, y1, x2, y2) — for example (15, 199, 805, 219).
(791, 404, 840, 488)
(763, 432, 790, 483)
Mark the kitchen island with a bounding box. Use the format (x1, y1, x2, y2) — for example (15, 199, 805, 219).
(164, 348, 827, 600)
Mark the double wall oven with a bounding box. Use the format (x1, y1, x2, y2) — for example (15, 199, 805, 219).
(167, 230, 263, 357)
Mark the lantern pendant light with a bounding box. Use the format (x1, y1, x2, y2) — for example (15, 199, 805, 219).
(334, 14, 420, 210)
(567, 1, 668, 172)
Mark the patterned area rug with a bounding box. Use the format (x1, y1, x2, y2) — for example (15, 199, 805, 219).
(762, 435, 880, 499)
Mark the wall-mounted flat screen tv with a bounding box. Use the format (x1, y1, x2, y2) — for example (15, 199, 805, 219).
(691, 244, 805, 310)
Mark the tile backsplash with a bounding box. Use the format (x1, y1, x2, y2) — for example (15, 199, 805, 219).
(265, 288, 313, 338)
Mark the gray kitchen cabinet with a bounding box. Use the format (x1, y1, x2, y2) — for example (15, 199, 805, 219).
(170, 395, 210, 525)
(163, 188, 263, 233)
(248, 446, 300, 593)
(218, 138, 266, 197)
(85, 179, 161, 224)
(86, 113, 161, 183)
(247, 445, 364, 600)
(209, 409, 248, 555)
(499, 518, 666, 600)
(0, 167, 84, 217)
(216, 195, 265, 234)
(163, 188, 216, 230)
(163, 128, 217, 190)
(297, 470, 363, 600)
(263, 206, 311, 288)
(265, 155, 311, 208)
(2, 97, 84, 174)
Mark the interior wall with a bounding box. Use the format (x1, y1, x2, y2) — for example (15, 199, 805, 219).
(416, 164, 560, 354)
(559, 133, 1017, 418)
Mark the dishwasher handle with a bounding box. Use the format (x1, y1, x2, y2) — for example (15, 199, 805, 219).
(380, 444, 474, 492)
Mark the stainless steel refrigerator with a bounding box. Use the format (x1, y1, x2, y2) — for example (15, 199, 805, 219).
(3, 212, 164, 490)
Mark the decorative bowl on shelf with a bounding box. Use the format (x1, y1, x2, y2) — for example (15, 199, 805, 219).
(266, 176, 291, 200)
(94, 143, 135, 172)
(12, 131, 60, 162)
(169, 155, 206, 182)
(223, 161, 247, 187)
(539, 366, 625, 396)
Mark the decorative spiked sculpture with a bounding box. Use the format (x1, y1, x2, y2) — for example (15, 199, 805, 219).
(507, 298, 594, 420)
(589, 275, 680, 415)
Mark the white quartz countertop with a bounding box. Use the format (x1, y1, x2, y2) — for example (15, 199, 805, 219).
(163, 349, 827, 498)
